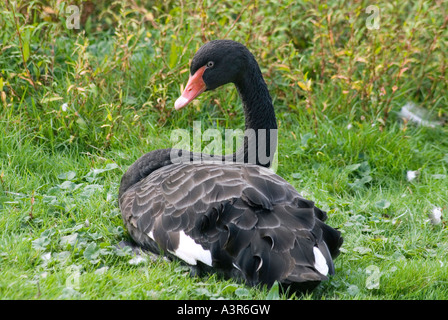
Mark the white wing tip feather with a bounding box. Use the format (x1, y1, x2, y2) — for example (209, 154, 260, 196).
(170, 231, 213, 267)
(313, 247, 329, 276)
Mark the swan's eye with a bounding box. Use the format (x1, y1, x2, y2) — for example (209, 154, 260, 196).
(206, 61, 214, 68)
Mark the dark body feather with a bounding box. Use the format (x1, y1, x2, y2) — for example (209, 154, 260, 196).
(120, 160, 342, 291)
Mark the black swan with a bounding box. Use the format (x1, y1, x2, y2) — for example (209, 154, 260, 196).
(118, 40, 342, 292)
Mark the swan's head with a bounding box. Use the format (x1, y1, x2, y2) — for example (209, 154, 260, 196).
(175, 40, 252, 110)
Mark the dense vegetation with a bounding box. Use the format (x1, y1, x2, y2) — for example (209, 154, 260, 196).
(1, 0, 447, 299)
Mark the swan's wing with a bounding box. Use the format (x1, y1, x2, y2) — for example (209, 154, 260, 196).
(119, 162, 342, 288)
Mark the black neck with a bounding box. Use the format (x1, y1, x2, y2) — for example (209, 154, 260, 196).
(237, 66, 277, 133)
(228, 62, 277, 167)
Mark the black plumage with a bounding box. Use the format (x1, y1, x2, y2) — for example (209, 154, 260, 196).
(120, 163, 341, 290)
(118, 40, 343, 292)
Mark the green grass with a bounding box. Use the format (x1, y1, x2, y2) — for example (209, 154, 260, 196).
(1, 0, 447, 300)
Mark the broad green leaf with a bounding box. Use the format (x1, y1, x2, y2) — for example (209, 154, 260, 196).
(83, 242, 100, 261)
(291, 172, 302, 179)
(375, 199, 391, 209)
(32, 237, 50, 250)
(353, 246, 372, 255)
(57, 171, 77, 180)
(168, 42, 180, 69)
(58, 180, 77, 190)
(23, 41, 30, 62)
(235, 287, 250, 297)
(221, 284, 239, 295)
(345, 163, 361, 172)
(60, 233, 78, 247)
(266, 281, 280, 300)
(347, 284, 360, 296)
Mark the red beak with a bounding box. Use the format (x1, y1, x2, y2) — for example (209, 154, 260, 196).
(175, 65, 207, 110)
